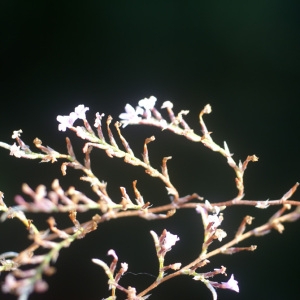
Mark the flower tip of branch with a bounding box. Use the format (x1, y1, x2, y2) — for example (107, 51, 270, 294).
(202, 104, 212, 114)
(138, 96, 157, 110)
(161, 100, 173, 109)
(11, 129, 23, 139)
(282, 182, 300, 200)
(222, 274, 239, 293)
(9, 143, 22, 158)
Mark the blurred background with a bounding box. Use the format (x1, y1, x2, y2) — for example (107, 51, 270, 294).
(0, 1, 299, 299)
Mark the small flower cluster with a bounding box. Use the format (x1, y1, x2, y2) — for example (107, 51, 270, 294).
(195, 202, 227, 257)
(9, 130, 28, 158)
(57, 104, 89, 131)
(119, 96, 157, 127)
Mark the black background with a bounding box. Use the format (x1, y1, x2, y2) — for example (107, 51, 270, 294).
(1, 1, 299, 299)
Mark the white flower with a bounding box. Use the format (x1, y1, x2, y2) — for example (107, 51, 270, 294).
(57, 105, 89, 131)
(11, 129, 22, 139)
(10, 143, 22, 158)
(57, 112, 77, 131)
(74, 104, 89, 120)
(119, 104, 144, 127)
(138, 96, 157, 118)
(169, 263, 182, 270)
(162, 231, 180, 252)
(94, 112, 105, 127)
(255, 200, 270, 209)
(138, 96, 157, 110)
(221, 274, 239, 293)
(121, 262, 128, 272)
(215, 229, 227, 241)
(207, 214, 222, 230)
(161, 101, 173, 109)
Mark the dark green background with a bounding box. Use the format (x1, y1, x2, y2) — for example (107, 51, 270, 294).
(1, 1, 299, 299)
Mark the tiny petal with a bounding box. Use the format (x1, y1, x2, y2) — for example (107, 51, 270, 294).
(74, 104, 89, 120)
(161, 101, 173, 109)
(121, 262, 128, 272)
(163, 231, 179, 251)
(119, 104, 143, 126)
(11, 129, 22, 139)
(94, 112, 105, 127)
(203, 104, 212, 114)
(215, 229, 227, 241)
(10, 143, 22, 158)
(169, 263, 181, 270)
(207, 214, 222, 230)
(57, 113, 77, 131)
(222, 274, 239, 293)
(107, 249, 118, 260)
(138, 96, 157, 110)
(256, 200, 270, 209)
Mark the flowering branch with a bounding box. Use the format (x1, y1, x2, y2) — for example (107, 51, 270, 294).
(0, 97, 299, 300)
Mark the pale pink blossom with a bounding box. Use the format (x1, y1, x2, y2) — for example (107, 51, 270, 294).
(162, 231, 180, 252)
(214, 229, 227, 241)
(207, 214, 222, 230)
(119, 104, 143, 127)
(57, 105, 89, 131)
(210, 274, 239, 293)
(138, 96, 157, 110)
(107, 249, 118, 260)
(169, 263, 182, 270)
(11, 129, 22, 139)
(121, 262, 128, 272)
(57, 113, 77, 131)
(221, 274, 239, 293)
(94, 112, 105, 127)
(9, 143, 22, 158)
(138, 96, 157, 118)
(161, 100, 173, 109)
(74, 104, 89, 120)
